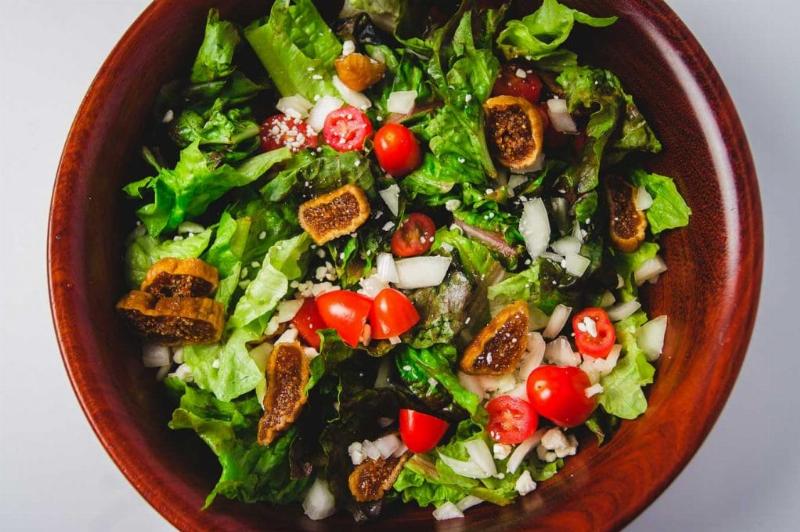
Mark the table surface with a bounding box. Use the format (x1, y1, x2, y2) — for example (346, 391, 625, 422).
(1, 1, 797, 530)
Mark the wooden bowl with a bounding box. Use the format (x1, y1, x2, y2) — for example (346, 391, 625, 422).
(48, 1, 763, 530)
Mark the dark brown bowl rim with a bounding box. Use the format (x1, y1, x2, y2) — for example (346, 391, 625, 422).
(48, 1, 763, 530)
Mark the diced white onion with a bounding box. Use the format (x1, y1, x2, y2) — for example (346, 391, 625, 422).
(275, 327, 299, 345)
(507, 174, 527, 195)
(308, 95, 343, 131)
(276, 299, 303, 323)
(374, 434, 402, 459)
(546, 98, 577, 134)
(376, 253, 400, 284)
(438, 452, 490, 479)
(387, 90, 417, 115)
(565, 253, 591, 277)
(458, 372, 485, 399)
(155, 365, 170, 381)
(378, 184, 400, 216)
(478, 374, 517, 395)
(464, 439, 497, 477)
(551, 236, 582, 257)
(142, 343, 170, 368)
(342, 39, 356, 56)
(177, 221, 205, 234)
(456, 495, 484, 512)
(635, 187, 654, 210)
(357, 274, 387, 299)
(172, 347, 184, 364)
(394, 256, 451, 289)
(348, 441, 365, 465)
(518, 332, 546, 379)
(585, 383, 604, 398)
(529, 306, 550, 331)
(276, 94, 313, 119)
(515, 151, 545, 173)
(507, 429, 545, 474)
(519, 197, 550, 260)
(634, 256, 668, 285)
(580, 344, 621, 384)
(540, 251, 565, 263)
(303, 478, 336, 521)
(333, 75, 372, 109)
(637, 315, 668, 361)
(599, 290, 616, 308)
(507, 381, 529, 400)
(433, 502, 464, 521)
(362, 439, 381, 460)
(543, 305, 572, 339)
(393, 442, 408, 457)
(544, 337, 581, 367)
(607, 300, 642, 322)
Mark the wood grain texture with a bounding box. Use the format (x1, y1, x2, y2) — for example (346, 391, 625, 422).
(48, 1, 763, 530)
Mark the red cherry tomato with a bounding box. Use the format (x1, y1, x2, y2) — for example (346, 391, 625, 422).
(374, 124, 422, 177)
(314, 290, 373, 347)
(486, 396, 538, 444)
(399, 409, 449, 453)
(260, 114, 318, 152)
(572, 131, 588, 155)
(292, 298, 327, 349)
(322, 106, 373, 152)
(390, 213, 436, 258)
(526, 366, 596, 427)
(369, 288, 420, 340)
(572, 307, 616, 358)
(492, 61, 544, 104)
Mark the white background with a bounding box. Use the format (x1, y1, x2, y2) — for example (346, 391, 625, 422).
(1, 0, 798, 530)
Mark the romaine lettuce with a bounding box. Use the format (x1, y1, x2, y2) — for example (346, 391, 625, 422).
(190, 9, 241, 84)
(630, 169, 692, 234)
(124, 227, 213, 287)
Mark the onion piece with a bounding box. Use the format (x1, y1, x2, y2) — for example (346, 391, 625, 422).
(529, 306, 550, 331)
(565, 253, 591, 278)
(333, 75, 371, 109)
(362, 439, 381, 460)
(376, 253, 399, 284)
(433, 502, 464, 521)
(478, 374, 516, 395)
(507, 381, 529, 400)
(387, 90, 417, 114)
(634, 256, 668, 285)
(585, 383, 604, 398)
(378, 184, 400, 216)
(607, 300, 642, 322)
(519, 197, 550, 260)
(303, 478, 336, 520)
(394, 256, 451, 289)
(458, 372, 485, 399)
(551, 236, 581, 257)
(635, 186, 654, 210)
(276, 299, 303, 323)
(438, 452, 490, 479)
(543, 305, 572, 339)
(507, 174, 527, 195)
(308, 95, 343, 131)
(275, 326, 299, 345)
(276, 95, 313, 119)
(507, 429, 545, 474)
(456, 495, 484, 512)
(546, 98, 578, 134)
(637, 315, 668, 361)
(142, 343, 170, 368)
(374, 434, 402, 459)
(599, 290, 616, 308)
(465, 439, 497, 477)
(544, 337, 581, 367)
(518, 332, 546, 379)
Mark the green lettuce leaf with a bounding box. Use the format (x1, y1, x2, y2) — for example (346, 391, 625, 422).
(630, 169, 692, 234)
(190, 9, 241, 84)
(496, 0, 616, 64)
(171, 99, 260, 150)
(598, 311, 655, 419)
(124, 227, 213, 287)
(488, 259, 574, 314)
(431, 227, 499, 281)
(203, 212, 251, 309)
(614, 241, 659, 301)
(166, 378, 312, 507)
(340, 0, 404, 33)
(307, 329, 356, 392)
(407, 270, 473, 348)
(244, 0, 342, 99)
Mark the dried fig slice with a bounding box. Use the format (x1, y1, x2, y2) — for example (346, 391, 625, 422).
(460, 300, 529, 376)
(298, 184, 371, 245)
(257, 342, 310, 446)
(348, 452, 409, 502)
(141, 257, 219, 298)
(607, 175, 647, 252)
(484, 95, 544, 171)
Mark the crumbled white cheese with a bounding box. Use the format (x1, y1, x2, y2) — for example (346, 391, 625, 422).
(348, 441, 366, 465)
(493, 443, 513, 461)
(342, 39, 356, 56)
(515, 470, 537, 496)
(585, 383, 604, 398)
(536, 428, 578, 462)
(445, 199, 462, 212)
(515, 68, 528, 79)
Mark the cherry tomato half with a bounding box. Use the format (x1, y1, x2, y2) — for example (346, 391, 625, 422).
(572, 307, 616, 358)
(492, 61, 544, 104)
(292, 298, 327, 349)
(526, 366, 596, 428)
(399, 409, 449, 453)
(369, 288, 420, 340)
(374, 123, 422, 177)
(322, 106, 373, 152)
(486, 396, 538, 444)
(391, 213, 436, 258)
(260, 114, 318, 152)
(315, 290, 373, 347)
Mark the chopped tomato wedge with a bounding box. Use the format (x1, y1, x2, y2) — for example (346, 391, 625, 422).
(292, 298, 326, 349)
(260, 114, 318, 152)
(390, 213, 436, 258)
(526, 366, 596, 427)
(486, 396, 538, 444)
(399, 409, 449, 453)
(572, 307, 616, 358)
(322, 106, 373, 152)
(314, 290, 373, 347)
(492, 61, 544, 104)
(374, 123, 422, 177)
(369, 288, 420, 340)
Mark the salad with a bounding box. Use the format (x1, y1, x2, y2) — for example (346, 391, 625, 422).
(116, 0, 692, 522)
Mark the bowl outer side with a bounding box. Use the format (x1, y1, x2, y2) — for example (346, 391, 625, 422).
(49, 0, 763, 530)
